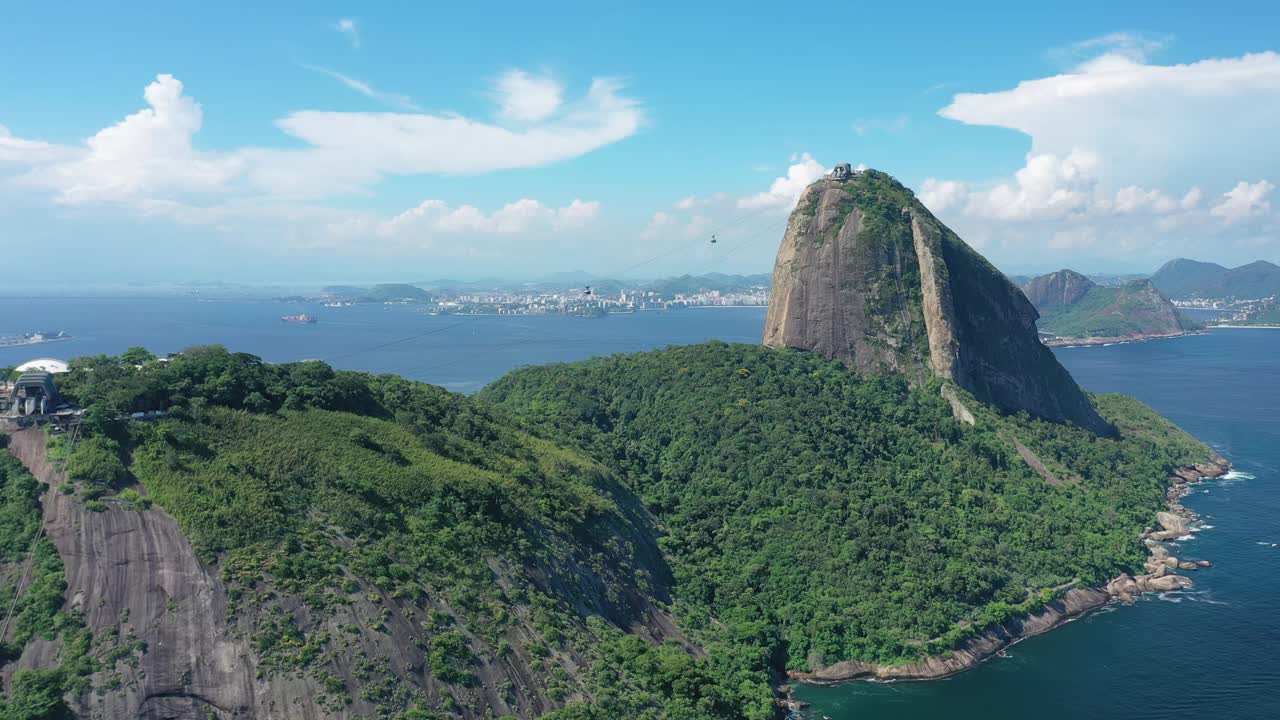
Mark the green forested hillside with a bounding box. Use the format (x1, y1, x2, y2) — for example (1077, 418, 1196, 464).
(483, 342, 1207, 670)
(2, 343, 1210, 719)
(1029, 278, 1197, 340)
(40, 346, 773, 719)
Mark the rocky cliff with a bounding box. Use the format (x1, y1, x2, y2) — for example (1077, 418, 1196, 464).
(763, 169, 1111, 435)
(1022, 269, 1095, 308)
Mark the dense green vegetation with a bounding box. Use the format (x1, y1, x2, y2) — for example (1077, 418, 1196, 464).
(5, 340, 1210, 719)
(483, 342, 1208, 671)
(51, 346, 772, 718)
(1035, 280, 1197, 339)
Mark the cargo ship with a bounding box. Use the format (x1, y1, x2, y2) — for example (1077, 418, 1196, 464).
(281, 314, 317, 324)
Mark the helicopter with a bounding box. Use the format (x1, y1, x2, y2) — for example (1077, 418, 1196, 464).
(583, 285, 592, 296)
(710, 234, 718, 244)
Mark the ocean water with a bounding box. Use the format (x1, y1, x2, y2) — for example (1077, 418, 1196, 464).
(3, 298, 1277, 718)
(0, 297, 766, 393)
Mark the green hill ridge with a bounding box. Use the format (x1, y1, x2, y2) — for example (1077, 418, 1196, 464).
(1021, 270, 1198, 344)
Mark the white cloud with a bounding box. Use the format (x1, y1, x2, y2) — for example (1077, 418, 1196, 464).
(641, 211, 673, 239)
(249, 76, 642, 196)
(334, 18, 360, 48)
(0, 124, 76, 166)
(918, 178, 969, 214)
(1180, 187, 1203, 209)
(939, 50, 1280, 191)
(300, 64, 420, 111)
(964, 150, 1102, 221)
(1113, 185, 1178, 214)
(494, 70, 564, 123)
(914, 45, 1280, 268)
(1048, 32, 1172, 68)
(378, 197, 600, 237)
(1, 72, 642, 206)
(1211, 180, 1275, 223)
(19, 74, 243, 205)
(737, 153, 826, 209)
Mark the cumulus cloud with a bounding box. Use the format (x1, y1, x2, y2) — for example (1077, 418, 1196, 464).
(300, 64, 421, 111)
(919, 150, 1203, 222)
(250, 76, 642, 196)
(962, 150, 1102, 221)
(1, 71, 642, 207)
(1211, 180, 1275, 223)
(918, 178, 969, 213)
(19, 74, 243, 205)
(914, 45, 1280, 267)
(1113, 185, 1178, 214)
(940, 50, 1280, 191)
(378, 197, 600, 237)
(334, 18, 360, 48)
(494, 70, 564, 123)
(737, 153, 826, 209)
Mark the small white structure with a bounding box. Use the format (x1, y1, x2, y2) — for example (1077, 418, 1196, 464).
(14, 358, 69, 374)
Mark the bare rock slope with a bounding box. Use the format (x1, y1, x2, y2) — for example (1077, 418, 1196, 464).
(763, 169, 1110, 434)
(5, 428, 280, 719)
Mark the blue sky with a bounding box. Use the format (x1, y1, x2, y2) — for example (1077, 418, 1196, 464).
(2, 1, 1277, 283)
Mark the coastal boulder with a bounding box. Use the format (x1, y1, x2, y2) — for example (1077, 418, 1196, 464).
(1137, 574, 1194, 593)
(762, 169, 1112, 434)
(1156, 511, 1190, 535)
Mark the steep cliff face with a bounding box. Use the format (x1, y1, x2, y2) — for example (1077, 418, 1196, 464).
(1022, 269, 1095, 307)
(763, 169, 1111, 435)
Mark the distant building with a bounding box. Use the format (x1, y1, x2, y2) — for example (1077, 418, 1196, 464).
(830, 163, 855, 182)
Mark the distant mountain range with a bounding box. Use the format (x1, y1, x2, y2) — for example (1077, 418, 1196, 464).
(1150, 259, 1280, 300)
(1021, 270, 1198, 345)
(321, 283, 434, 303)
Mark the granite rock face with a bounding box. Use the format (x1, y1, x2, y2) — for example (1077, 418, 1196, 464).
(763, 170, 1111, 435)
(1021, 269, 1095, 308)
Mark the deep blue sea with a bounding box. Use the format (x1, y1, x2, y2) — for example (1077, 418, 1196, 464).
(0, 297, 765, 393)
(2, 297, 1276, 718)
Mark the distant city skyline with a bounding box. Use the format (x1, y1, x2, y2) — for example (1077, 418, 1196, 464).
(1, 2, 1278, 282)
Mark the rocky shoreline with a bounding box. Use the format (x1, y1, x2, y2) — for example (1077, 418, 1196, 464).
(1040, 329, 1204, 348)
(781, 450, 1231, 695)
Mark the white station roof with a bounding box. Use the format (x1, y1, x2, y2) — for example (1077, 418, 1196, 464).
(14, 358, 70, 374)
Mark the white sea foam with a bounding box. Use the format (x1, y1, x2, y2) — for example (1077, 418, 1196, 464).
(1199, 524, 1215, 530)
(1222, 470, 1255, 481)
(1156, 592, 1184, 603)
(1176, 534, 1196, 541)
